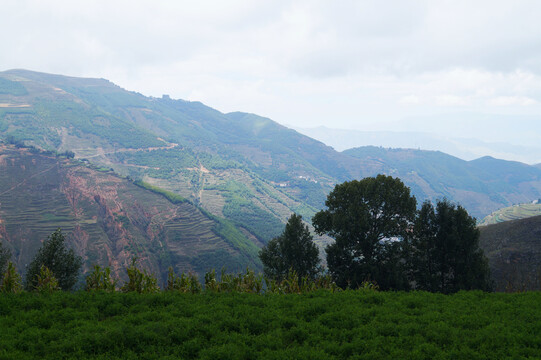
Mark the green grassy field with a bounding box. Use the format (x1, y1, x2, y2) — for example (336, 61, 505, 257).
(0, 291, 540, 359)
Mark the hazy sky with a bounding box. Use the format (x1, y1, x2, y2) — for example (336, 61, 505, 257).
(2, 0, 541, 143)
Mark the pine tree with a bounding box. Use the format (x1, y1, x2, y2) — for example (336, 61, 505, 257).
(25, 229, 82, 291)
(259, 214, 321, 281)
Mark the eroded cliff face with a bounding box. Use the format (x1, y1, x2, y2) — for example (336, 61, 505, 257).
(0, 146, 260, 286)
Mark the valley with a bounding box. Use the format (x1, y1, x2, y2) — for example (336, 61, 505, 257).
(2, 69, 541, 284)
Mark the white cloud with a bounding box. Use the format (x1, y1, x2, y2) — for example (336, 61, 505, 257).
(487, 96, 538, 107)
(399, 95, 422, 105)
(434, 95, 471, 107)
(1, 0, 541, 139)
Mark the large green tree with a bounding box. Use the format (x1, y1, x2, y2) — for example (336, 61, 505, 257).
(407, 200, 492, 293)
(313, 175, 417, 289)
(259, 213, 321, 281)
(25, 229, 82, 291)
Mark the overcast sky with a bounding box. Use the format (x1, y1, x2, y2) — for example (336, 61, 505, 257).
(2, 0, 541, 146)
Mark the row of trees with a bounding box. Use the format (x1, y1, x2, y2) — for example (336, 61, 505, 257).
(1, 175, 492, 294)
(0, 229, 338, 294)
(260, 175, 492, 293)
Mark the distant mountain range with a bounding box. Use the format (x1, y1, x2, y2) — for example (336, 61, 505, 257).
(294, 125, 541, 164)
(343, 146, 541, 220)
(3, 69, 541, 278)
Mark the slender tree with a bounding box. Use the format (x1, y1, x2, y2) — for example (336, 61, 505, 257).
(259, 213, 321, 281)
(0, 262, 23, 293)
(313, 175, 416, 289)
(25, 229, 82, 291)
(0, 240, 11, 283)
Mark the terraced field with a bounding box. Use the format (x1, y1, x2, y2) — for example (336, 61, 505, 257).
(478, 203, 541, 226)
(0, 146, 261, 284)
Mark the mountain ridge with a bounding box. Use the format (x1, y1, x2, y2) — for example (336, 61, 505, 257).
(4, 69, 541, 277)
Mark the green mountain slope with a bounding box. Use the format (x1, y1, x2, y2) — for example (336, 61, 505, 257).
(0, 145, 260, 283)
(4, 68, 541, 254)
(479, 215, 541, 291)
(0, 69, 338, 246)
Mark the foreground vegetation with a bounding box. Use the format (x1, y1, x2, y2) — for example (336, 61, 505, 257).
(0, 291, 540, 359)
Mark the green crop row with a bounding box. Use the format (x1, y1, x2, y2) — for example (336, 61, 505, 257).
(0, 290, 540, 359)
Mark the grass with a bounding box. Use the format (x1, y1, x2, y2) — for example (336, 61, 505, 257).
(0, 291, 540, 359)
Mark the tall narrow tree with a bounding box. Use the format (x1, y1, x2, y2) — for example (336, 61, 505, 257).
(407, 200, 492, 293)
(0, 240, 11, 283)
(259, 213, 320, 281)
(25, 229, 82, 291)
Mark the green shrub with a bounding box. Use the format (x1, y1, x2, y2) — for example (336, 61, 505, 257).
(204, 269, 219, 292)
(34, 265, 60, 293)
(0, 291, 540, 359)
(85, 265, 117, 292)
(120, 258, 160, 294)
(359, 280, 380, 291)
(0, 262, 23, 293)
(203, 268, 265, 293)
(265, 269, 339, 294)
(166, 267, 202, 294)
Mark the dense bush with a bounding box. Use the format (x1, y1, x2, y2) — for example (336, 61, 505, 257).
(0, 291, 540, 359)
(166, 267, 202, 294)
(85, 265, 117, 292)
(120, 258, 160, 294)
(0, 262, 22, 293)
(33, 265, 60, 293)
